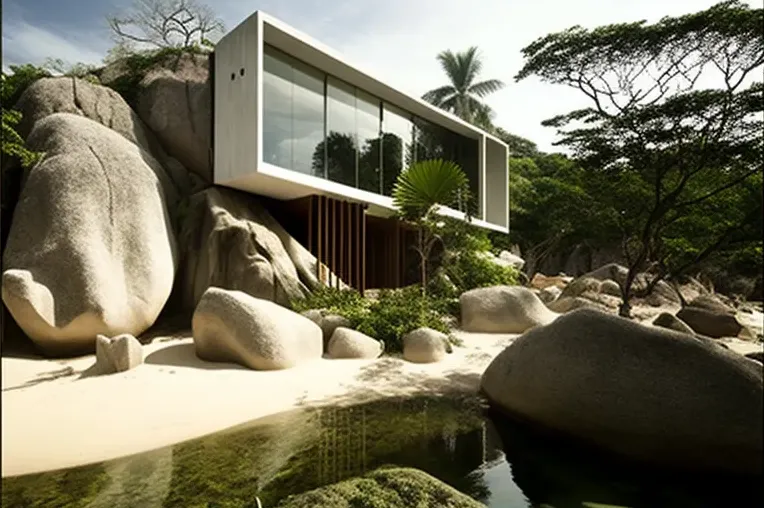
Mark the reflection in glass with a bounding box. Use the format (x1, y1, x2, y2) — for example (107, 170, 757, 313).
(357, 90, 381, 194)
(381, 104, 414, 196)
(326, 77, 357, 187)
(262, 47, 293, 170)
(262, 45, 325, 176)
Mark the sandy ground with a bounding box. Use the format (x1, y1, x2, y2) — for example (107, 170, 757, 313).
(2, 306, 761, 479)
(1, 330, 516, 478)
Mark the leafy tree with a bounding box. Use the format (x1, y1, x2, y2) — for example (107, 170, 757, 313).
(494, 128, 540, 159)
(107, 0, 224, 50)
(392, 159, 472, 293)
(422, 47, 504, 129)
(516, 0, 763, 315)
(2, 68, 46, 252)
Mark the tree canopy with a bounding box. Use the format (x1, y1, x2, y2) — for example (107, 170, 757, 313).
(515, 0, 763, 313)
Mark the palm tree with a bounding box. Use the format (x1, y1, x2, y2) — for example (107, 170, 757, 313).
(392, 159, 472, 293)
(422, 47, 504, 129)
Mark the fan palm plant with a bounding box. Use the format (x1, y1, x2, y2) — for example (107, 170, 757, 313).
(422, 46, 504, 129)
(392, 159, 472, 293)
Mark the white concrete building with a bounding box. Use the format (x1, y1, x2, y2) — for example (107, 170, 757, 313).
(213, 11, 509, 290)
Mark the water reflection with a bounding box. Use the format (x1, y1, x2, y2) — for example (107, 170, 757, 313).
(2, 397, 760, 508)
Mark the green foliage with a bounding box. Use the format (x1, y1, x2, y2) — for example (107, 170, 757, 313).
(276, 467, 484, 508)
(422, 46, 504, 129)
(42, 58, 100, 84)
(494, 128, 539, 159)
(392, 159, 471, 220)
(291, 286, 369, 317)
(445, 252, 520, 295)
(103, 45, 208, 104)
(515, 1, 763, 307)
(355, 287, 452, 353)
(292, 286, 452, 353)
(1, 64, 51, 106)
(1, 71, 45, 169)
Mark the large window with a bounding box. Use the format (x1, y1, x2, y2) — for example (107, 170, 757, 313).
(381, 104, 413, 196)
(356, 89, 381, 194)
(262, 46, 325, 175)
(261, 44, 481, 212)
(326, 77, 357, 187)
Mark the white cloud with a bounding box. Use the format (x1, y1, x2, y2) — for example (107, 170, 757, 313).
(2, 19, 109, 69)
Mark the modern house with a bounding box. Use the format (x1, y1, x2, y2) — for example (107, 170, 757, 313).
(213, 11, 509, 292)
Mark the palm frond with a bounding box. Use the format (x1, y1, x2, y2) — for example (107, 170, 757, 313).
(468, 78, 505, 98)
(392, 159, 471, 220)
(422, 85, 457, 107)
(437, 50, 469, 92)
(460, 46, 482, 88)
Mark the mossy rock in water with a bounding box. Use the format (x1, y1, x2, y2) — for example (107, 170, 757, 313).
(275, 467, 485, 508)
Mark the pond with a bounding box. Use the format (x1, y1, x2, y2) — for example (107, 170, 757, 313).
(2, 395, 761, 507)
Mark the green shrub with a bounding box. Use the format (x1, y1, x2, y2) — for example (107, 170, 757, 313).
(355, 287, 451, 353)
(445, 252, 519, 293)
(290, 286, 368, 316)
(292, 286, 453, 354)
(104, 45, 209, 104)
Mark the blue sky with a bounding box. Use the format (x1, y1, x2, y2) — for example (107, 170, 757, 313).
(2, 0, 753, 152)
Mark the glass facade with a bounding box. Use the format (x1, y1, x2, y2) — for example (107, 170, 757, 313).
(262, 45, 324, 175)
(262, 44, 480, 214)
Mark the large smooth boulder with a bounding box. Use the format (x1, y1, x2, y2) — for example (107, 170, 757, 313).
(403, 327, 451, 363)
(136, 53, 212, 182)
(276, 467, 484, 508)
(585, 263, 680, 306)
(460, 286, 558, 333)
(14, 77, 196, 199)
(560, 277, 602, 299)
(94, 334, 143, 374)
(301, 309, 351, 349)
(653, 312, 695, 336)
(498, 250, 525, 269)
(599, 279, 621, 297)
(192, 287, 322, 370)
(178, 187, 335, 310)
(537, 285, 562, 304)
(677, 306, 743, 338)
(2, 113, 178, 356)
(481, 309, 763, 475)
(327, 328, 383, 359)
(688, 294, 736, 315)
(547, 296, 607, 314)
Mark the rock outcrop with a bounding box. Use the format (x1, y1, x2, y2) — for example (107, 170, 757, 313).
(192, 287, 323, 370)
(14, 77, 198, 200)
(301, 310, 351, 350)
(460, 286, 558, 333)
(327, 328, 383, 359)
(136, 53, 212, 182)
(481, 309, 763, 475)
(178, 187, 334, 310)
(2, 113, 177, 355)
(677, 306, 743, 338)
(653, 312, 695, 336)
(403, 327, 451, 363)
(94, 334, 143, 374)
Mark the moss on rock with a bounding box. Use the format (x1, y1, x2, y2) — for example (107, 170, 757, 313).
(275, 467, 486, 508)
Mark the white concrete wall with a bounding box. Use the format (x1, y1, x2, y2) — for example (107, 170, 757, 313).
(214, 12, 261, 184)
(484, 138, 509, 231)
(214, 11, 510, 232)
